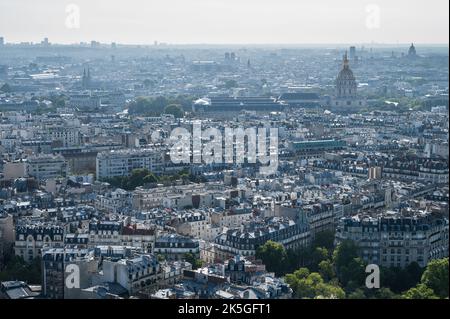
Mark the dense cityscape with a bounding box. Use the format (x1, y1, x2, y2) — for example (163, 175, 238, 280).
(0, 36, 448, 300)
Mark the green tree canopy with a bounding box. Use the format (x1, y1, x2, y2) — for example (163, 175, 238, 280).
(223, 79, 238, 89)
(380, 263, 424, 293)
(312, 230, 335, 250)
(420, 257, 449, 298)
(48, 94, 67, 108)
(255, 240, 288, 276)
(0, 256, 41, 284)
(184, 253, 202, 269)
(104, 168, 161, 190)
(312, 247, 329, 265)
(164, 104, 184, 118)
(285, 270, 345, 299)
(402, 284, 438, 299)
(347, 288, 366, 299)
(373, 287, 399, 299)
(128, 96, 166, 116)
(332, 240, 365, 288)
(127, 168, 152, 189)
(128, 95, 194, 116)
(142, 172, 158, 185)
(318, 259, 335, 282)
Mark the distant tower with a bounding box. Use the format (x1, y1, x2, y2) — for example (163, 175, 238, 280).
(408, 43, 417, 56)
(336, 52, 357, 99)
(81, 68, 92, 89)
(328, 52, 365, 109)
(349, 46, 356, 60)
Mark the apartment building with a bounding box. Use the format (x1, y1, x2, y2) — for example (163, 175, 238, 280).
(335, 209, 449, 268)
(96, 148, 164, 180)
(214, 217, 311, 262)
(26, 154, 68, 181)
(15, 224, 65, 262)
(154, 234, 200, 261)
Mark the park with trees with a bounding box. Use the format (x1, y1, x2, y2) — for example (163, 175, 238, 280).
(255, 233, 448, 299)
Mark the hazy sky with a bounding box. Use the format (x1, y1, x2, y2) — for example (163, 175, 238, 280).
(0, 0, 448, 44)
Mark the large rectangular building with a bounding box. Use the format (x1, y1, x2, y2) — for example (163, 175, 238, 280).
(96, 148, 164, 180)
(335, 209, 449, 268)
(26, 154, 68, 181)
(214, 216, 310, 262)
(15, 224, 65, 262)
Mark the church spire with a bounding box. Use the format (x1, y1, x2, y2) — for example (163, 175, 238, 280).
(343, 51, 349, 68)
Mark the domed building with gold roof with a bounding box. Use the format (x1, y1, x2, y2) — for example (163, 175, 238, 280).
(325, 52, 366, 111)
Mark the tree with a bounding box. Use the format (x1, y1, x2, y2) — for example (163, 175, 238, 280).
(374, 287, 398, 299)
(342, 257, 366, 289)
(0, 256, 41, 284)
(318, 259, 335, 282)
(332, 240, 365, 288)
(178, 169, 190, 181)
(380, 263, 424, 293)
(347, 288, 366, 299)
(405, 262, 424, 287)
(128, 96, 167, 116)
(255, 240, 288, 276)
(184, 253, 202, 269)
(332, 240, 359, 270)
(293, 267, 310, 279)
(315, 282, 345, 299)
(143, 173, 158, 185)
(420, 257, 449, 298)
(153, 96, 169, 110)
(285, 270, 345, 299)
(223, 79, 238, 89)
(312, 247, 329, 267)
(402, 284, 438, 299)
(48, 94, 67, 108)
(286, 247, 311, 272)
(104, 169, 160, 190)
(127, 168, 152, 190)
(164, 104, 184, 118)
(312, 230, 335, 251)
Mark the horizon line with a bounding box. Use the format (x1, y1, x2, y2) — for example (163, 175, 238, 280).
(1, 41, 449, 47)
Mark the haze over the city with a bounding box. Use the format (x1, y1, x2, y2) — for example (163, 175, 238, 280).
(0, 0, 448, 45)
